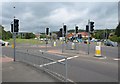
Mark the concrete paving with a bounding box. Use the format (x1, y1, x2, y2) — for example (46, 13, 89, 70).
(2, 57, 59, 82)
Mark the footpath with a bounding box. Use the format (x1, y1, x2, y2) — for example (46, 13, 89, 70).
(1, 56, 59, 82)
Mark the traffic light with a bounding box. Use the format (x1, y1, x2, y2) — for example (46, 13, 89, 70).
(90, 21, 94, 32)
(14, 19, 19, 32)
(63, 25, 67, 33)
(59, 28, 63, 37)
(11, 23, 13, 32)
(63, 25, 67, 36)
(50, 32, 52, 36)
(86, 25, 89, 32)
(75, 26, 78, 33)
(46, 28, 49, 35)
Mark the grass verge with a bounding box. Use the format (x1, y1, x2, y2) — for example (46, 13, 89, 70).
(6, 38, 45, 45)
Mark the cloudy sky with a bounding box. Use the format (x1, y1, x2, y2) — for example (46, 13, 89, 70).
(1, 1, 119, 33)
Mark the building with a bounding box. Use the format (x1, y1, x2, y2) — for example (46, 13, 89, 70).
(67, 32, 89, 39)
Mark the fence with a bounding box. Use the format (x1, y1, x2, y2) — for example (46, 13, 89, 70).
(15, 50, 71, 82)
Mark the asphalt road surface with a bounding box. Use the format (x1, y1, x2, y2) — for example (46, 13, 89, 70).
(2, 43, 118, 82)
(51, 41, 118, 59)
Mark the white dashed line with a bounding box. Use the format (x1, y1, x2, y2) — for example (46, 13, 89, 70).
(113, 58, 120, 61)
(39, 55, 79, 67)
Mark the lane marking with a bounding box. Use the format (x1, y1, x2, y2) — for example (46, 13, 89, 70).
(97, 56, 107, 59)
(113, 58, 120, 61)
(39, 55, 79, 67)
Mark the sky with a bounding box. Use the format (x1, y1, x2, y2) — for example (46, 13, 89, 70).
(1, 1, 119, 33)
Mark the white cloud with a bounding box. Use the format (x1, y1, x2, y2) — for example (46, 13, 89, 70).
(46, 8, 80, 24)
(1, 2, 118, 32)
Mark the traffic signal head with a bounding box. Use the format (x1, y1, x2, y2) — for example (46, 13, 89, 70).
(46, 28, 49, 35)
(75, 26, 78, 33)
(59, 28, 63, 37)
(14, 19, 19, 32)
(50, 33, 52, 36)
(90, 21, 94, 32)
(63, 25, 67, 34)
(11, 23, 13, 32)
(63, 25, 67, 37)
(86, 25, 89, 32)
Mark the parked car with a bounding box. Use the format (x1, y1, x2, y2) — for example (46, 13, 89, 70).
(0, 40, 9, 46)
(0, 40, 5, 46)
(104, 40, 118, 47)
(84, 40, 90, 44)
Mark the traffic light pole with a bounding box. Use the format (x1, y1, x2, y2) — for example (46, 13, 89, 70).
(46, 35, 47, 51)
(87, 20, 90, 55)
(62, 23, 64, 53)
(13, 32, 16, 61)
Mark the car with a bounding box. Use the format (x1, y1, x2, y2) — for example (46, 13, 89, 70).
(104, 40, 118, 47)
(0, 40, 5, 46)
(0, 40, 9, 46)
(84, 40, 90, 44)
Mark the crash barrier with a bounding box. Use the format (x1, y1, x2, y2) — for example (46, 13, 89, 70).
(15, 50, 72, 82)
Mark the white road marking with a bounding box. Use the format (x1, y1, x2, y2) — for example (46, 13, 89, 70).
(67, 55, 79, 60)
(39, 50, 44, 52)
(39, 55, 79, 67)
(113, 58, 120, 61)
(97, 56, 107, 59)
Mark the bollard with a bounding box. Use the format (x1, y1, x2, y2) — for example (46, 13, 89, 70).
(95, 43, 102, 57)
(54, 41, 56, 47)
(71, 42, 75, 50)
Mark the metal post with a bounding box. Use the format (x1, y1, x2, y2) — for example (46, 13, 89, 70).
(106, 28, 107, 41)
(13, 32, 16, 61)
(46, 36, 47, 51)
(65, 57, 67, 83)
(75, 24, 77, 50)
(62, 23, 64, 53)
(87, 20, 90, 55)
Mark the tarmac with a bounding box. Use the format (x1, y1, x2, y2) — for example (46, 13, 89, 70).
(1, 56, 59, 82)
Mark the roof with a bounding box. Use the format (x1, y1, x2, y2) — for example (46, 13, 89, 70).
(78, 32, 88, 36)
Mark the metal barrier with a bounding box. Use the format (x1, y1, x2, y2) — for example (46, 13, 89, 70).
(15, 50, 70, 82)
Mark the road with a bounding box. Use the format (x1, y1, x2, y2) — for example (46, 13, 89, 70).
(51, 41, 118, 59)
(2, 43, 119, 82)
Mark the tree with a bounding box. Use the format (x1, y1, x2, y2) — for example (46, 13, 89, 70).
(24, 33, 35, 39)
(0, 25, 12, 40)
(115, 22, 120, 37)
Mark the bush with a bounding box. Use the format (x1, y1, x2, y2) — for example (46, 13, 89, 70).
(109, 35, 120, 43)
(118, 37, 120, 43)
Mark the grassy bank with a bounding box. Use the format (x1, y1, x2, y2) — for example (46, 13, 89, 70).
(6, 38, 45, 45)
